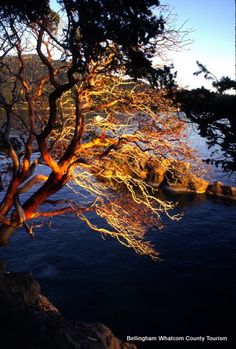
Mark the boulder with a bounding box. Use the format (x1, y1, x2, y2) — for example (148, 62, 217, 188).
(187, 175, 209, 194)
(165, 161, 190, 191)
(166, 164, 209, 194)
(207, 181, 236, 200)
(0, 270, 137, 349)
(146, 158, 170, 187)
(94, 156, 236, 201)
(231, 187, 236, 198)
(2, 271, 41, 304)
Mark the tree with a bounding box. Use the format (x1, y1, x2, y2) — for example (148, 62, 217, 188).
(194, 61, 236, 94)
(175, 62, 236, 172)
(0, 0, 198, 259)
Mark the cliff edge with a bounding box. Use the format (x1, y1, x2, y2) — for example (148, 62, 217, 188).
(0, 265, 136, 349)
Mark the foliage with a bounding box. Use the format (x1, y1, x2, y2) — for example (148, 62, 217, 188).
(176, 87, 236, 172)
(194, 61, 236, 94)
(0, 0, 51, 22)
(178, 61, 236, 172)
(193, 61, 217, 81)
(212, 77, 236, 94)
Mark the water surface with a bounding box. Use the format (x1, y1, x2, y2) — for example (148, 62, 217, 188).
(0, 128, 235, 348)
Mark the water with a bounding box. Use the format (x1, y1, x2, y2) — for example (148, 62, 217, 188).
(186, 123, 236, 186)
(0, 128, 236, 348)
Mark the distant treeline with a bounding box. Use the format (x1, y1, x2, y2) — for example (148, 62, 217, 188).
(175, 87, 236, 172)
(0, 54, 65, 104)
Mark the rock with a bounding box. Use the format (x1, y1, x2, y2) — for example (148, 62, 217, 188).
(138, 169, 148, 180)
(207, 181, 224, 195)
(0, 259, 7, 274)
(73, 322, 136, 349)
(187, 175, 209, 194)
(207, 181, 236, 200)
(2, 271, 41, 304)
(95, 156, 236, 201)
(158, 160, 208, 194)
(0, 271, 137, 349)
(231, 187, 236, 198)
(165, 161, 190, 191)
(38, 294, 60, 314)
(146, 158, 170, 187)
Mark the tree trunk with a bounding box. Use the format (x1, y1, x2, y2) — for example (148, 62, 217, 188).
(0, 175, 3, 192)
(0, 224, 17, 246)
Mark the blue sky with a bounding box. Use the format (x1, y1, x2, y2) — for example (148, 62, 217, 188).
(163, 0, 235, 89)
(50, 0, 234, 90)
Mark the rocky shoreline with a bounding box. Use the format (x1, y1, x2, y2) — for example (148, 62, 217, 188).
(95, 157, 236, 201)
(0, 158, 235, 349)
(0, 264, 136, 349)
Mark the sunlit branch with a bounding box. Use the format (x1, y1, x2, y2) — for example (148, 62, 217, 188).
(31, 205, 94, 219)
(0, 2, 202, 256)
(31, 207, 75, 218)
(17, 174, 48, 194)
(80, 211, 159, 260)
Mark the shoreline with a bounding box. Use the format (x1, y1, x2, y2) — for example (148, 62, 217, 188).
(0, 266, 137, 349)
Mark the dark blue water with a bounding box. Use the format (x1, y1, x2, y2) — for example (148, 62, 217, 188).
(1, 129, 236, 348)
(1, 193, 236, 347)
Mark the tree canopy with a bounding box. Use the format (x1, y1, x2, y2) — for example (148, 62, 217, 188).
(0, 0, 198, 258)
(176, 62, 236, 172)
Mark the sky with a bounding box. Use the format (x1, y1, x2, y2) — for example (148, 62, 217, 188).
(50, 0, 235, 90)
(162, 0, 235, 89)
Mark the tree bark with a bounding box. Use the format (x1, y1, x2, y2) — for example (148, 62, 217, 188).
(0, 224, 17, 246)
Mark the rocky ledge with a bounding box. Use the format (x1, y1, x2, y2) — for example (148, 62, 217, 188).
(147, 160, 236, 200)
(95, 157, 236, 201)
(0, 264, 136, 349)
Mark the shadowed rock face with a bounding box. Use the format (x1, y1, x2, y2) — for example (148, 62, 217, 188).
(0, 267, 137, 349)
(164, 163, 209, 194)
(164, 170, 236, 200)
(148, 160, 236, 200)
(207, 181, 236, 199)
(2, 271, 41, 304)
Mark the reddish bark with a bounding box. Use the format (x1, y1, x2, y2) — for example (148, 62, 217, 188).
(22, 172, 69, 220)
